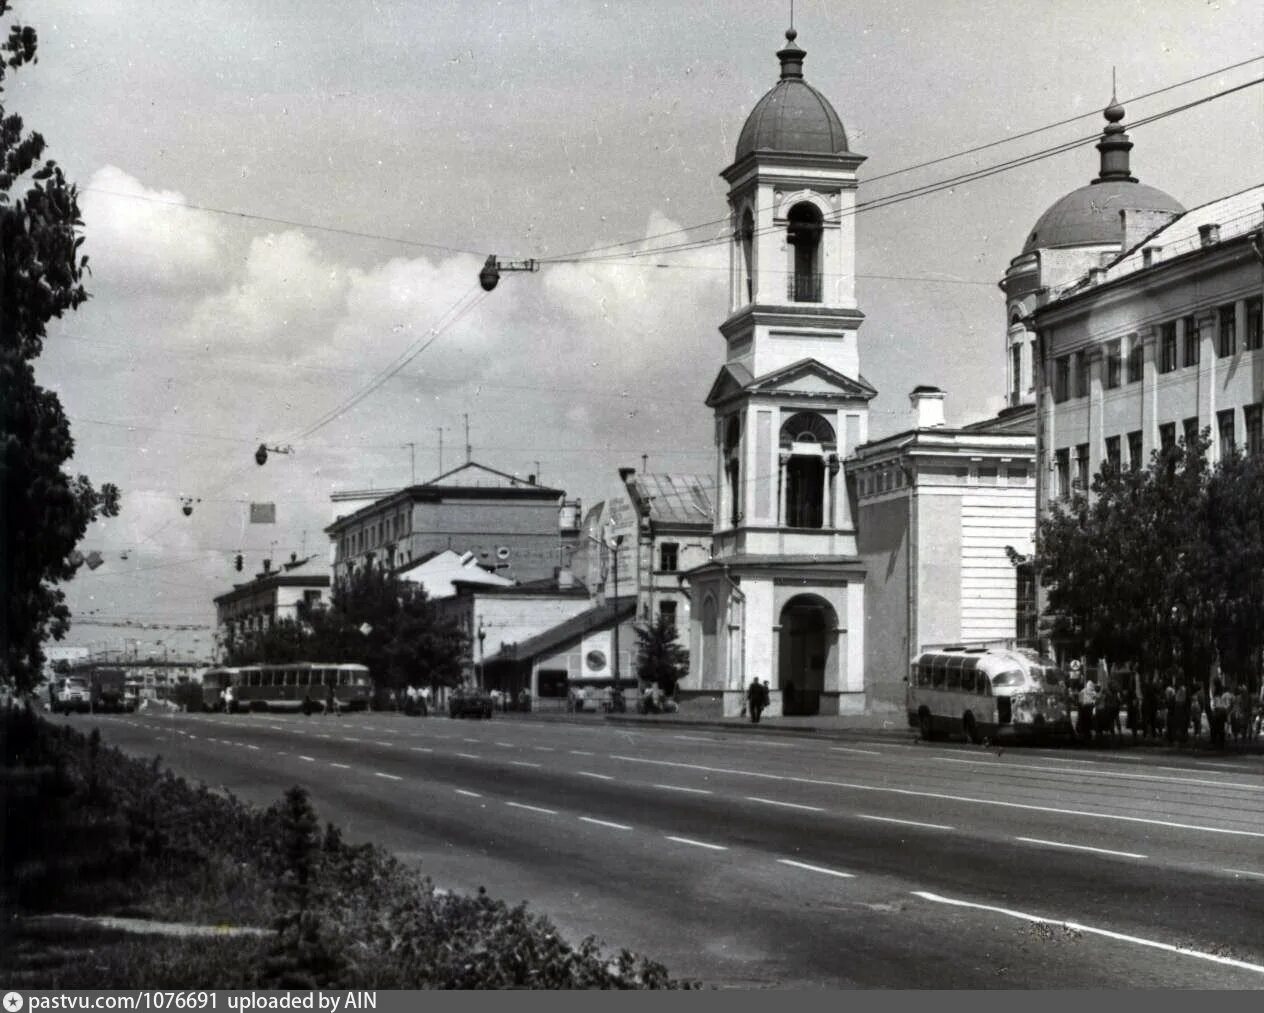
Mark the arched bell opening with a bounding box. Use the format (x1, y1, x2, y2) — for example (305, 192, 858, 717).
(779, 412, 836, 530)
(786, 202, 823, 302)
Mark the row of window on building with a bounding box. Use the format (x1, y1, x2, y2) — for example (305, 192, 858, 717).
(338, 510, 412, 562)
(857, 464, 1030, 499)
(1053, 404, 1264, 497)
(1052, 298, 1264, 404)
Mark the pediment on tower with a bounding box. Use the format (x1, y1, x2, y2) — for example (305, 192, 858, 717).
(708, 357, 876, 408)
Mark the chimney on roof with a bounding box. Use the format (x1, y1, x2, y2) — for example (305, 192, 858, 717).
(1142, 246, 1162, 268)
(1088, 266, 1105, 284)
(290, 552, 298, 563)
(1199, 223, 1220, 247)
(618, 467, 636, 483)
(527, 474, 536, 485)
(262, 559, 271, 574)
(909, 386, 946, 429)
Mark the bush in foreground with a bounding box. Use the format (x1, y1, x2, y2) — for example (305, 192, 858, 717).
(0, 708, 691, 989)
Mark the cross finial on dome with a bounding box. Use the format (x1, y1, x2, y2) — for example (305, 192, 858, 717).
(1094, 78, 1137, 184)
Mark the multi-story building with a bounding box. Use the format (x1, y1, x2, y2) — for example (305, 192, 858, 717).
(1001, 96, 1185, 409)
(213, 553, 329, 652)
(326, 462, 577, 586)
(1033, 186, 1264, 522)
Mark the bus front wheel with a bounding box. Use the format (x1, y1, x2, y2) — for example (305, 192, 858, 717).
(918, 710, 934, 742)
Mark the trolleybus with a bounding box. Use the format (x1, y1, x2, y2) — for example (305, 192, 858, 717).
(203, 663, 372, 713)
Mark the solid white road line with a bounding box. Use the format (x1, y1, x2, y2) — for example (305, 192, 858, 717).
(374, 772, 403, 781)
(509, 760, 542, 768)
(665, 835, 727, 851)
(506, 801, 557, 816)
(298, 755, 315, 761)
(777, 858, 855, 879)
(856, 814, 953, 831)
(1016, 836, 1146, 859)
(455, 789, 482, 798)
(330, 762, 350, 769)
(654, 783, 712, 795)
(745, 796, 825, 813)
(912, 890, 1264, 976)
(578, 771, 614, 781)
(830, 747, 882, 756)
(580, 816, 633, 831)
(609, 754, 1264, 840)
(1224, 868, 1264, 879)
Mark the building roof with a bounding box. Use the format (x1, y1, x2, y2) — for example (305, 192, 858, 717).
(1022, 101, 1183, 254)
(624, 473, 714, 527)
(488, 596, 637, 664)
(213, 555, 329, 606)
(735, 30, 849, 161)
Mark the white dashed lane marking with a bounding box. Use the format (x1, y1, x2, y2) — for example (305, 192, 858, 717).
(830, 746, 882, 756)
(298, 755, 315, 762)
(778, 858, 855, 879)
(580, 816, 633, 831)
(1016, 837, 1146, 860)
(665, 835, 727, 851)
(856, 814, 953, 831)
(510, 761, 542, 769)
(570, 750, 594, 756)
(330, 762, 350, 770)
(1224, 869, 1264, 880)
(456, 753, 479, 760)
(374, 772, 403, 782)
(506, 802, 558, 816)
(655, 784, 712, 795)
(410, 746, 433, 753)
(578, 771, 614, 781)
(746, 796, 825, 813)
(454, 789, 482, 798)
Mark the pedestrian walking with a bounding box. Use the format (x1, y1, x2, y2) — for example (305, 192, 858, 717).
(1142, 677, 1158, 740)
(1210, 680, 1229, 748)
(1189, 690, 1203, 745)
(1077, 679, 1097, 743)
(1174, 684, 1188, 745)
(1164, 683, 1177, 743)
(747, 677, 761, 723)
(326, 679, 339, 717)
(1125, 684, 1139, 742)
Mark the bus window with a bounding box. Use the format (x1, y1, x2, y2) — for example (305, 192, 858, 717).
(991, 669, 1025, 689)
(931, 659, 946, 688)
(250, 671, 261, 688)
(338, 669, 350, 686)
(960, 668, 974, 693)
(283, 670, 295, 686)
(946, 656, 963, 690)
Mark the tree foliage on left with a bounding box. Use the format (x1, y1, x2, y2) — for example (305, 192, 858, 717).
(1, 2, 119, 692)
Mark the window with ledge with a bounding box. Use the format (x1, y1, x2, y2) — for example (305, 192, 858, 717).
(1074, 351, 1090, 397)
(1218, 409, 1236, 457)
(1053, 356, 1070, 403)
(738, 208, 754, 303)
(1011, 344, 1022, 400)
(1247, 298, 1262, 352)
(1005, 465, 1028, 486)
(1055, 449, 1071, 499)
(1074, 444, 1089, 490)
(1105, 435, 1121, 472)
(781, 412, 835, 529)
(724, 415, 742, 525)
(1183, 417, 1200, 447)
(1126, 338, 1143, 384)
(1159, 322, 1177, 374)
(1159, 422, 1176, 454)
(1245, 405, 1263, 455)
(786, 202, 823, 303)
(658, 599, 678, 629)
(659, 542, 678, 573)
(1127, 430, 1143, 470)
(1105, 341, 1122, 389)
(1218, 304, 1236, 358)
(1182, 317, 1199, 366)
(976, 466, 999, 486)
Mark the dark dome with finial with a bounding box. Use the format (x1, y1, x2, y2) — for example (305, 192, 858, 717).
(735, 29, 850, 161)
(1021, 97, 1183, 253)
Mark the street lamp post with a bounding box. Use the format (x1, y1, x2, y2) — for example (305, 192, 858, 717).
(477, 621, 486, 691)
(610, 533, 625, 712)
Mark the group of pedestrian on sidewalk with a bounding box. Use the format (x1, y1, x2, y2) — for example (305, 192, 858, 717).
(1071, 672, 1260, 749)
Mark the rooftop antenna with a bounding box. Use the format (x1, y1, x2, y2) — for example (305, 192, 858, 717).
(790, 0, 794, 32)
(437, 426, 445, 476)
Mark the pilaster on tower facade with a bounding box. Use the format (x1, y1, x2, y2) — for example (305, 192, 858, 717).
(683, 30, 873, 717)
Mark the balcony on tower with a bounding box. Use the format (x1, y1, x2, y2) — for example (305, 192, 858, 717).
(787, 271, 823, 303)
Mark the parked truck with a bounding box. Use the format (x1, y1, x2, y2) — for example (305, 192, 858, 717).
(53, 667, 130, 714)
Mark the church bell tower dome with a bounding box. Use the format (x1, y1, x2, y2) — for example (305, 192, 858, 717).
(735, 29, 850, 160)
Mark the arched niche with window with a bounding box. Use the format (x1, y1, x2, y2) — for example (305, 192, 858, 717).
(724, 414, 742, 526)
(780, 411, 837, 529)
(786, 202, 824, 303)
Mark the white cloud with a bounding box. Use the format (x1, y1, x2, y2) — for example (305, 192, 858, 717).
(80, 166, 228, 290)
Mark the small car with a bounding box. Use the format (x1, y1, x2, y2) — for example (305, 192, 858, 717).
(448, 685, 494, 719)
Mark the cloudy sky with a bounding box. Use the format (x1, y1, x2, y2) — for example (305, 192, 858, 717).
(14, 0, 1261, 659)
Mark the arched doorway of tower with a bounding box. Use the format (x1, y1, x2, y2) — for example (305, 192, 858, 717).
(777, 595, 836, 716)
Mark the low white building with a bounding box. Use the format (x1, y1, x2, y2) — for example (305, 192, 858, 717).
(213, 554, 330, 652)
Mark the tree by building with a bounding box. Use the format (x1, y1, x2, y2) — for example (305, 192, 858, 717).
(1, 2, 119, 692)
(634, 615, 689, 696)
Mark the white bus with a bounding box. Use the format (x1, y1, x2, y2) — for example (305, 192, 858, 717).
(906, 646, 1071, 743)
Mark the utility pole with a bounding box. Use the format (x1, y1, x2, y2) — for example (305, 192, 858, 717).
(609, 532, 625, 712)
(463, 414, 471, 463)
(402, 442, 416, 484)
(437, 427, 445, 475)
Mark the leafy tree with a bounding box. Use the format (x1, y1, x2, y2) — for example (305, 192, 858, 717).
(1, 2, 119, 692)
(634, 615, 689, 695)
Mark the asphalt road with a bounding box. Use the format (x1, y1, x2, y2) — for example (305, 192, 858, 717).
(68, 709, 1264, 988)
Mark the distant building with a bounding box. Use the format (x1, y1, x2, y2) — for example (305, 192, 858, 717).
(326, 462, 578, 586)
(1033, 184, 1264, 512)
(395, 548, 516, 599)
(848, 388, 1037, 708)
(213, 553, 329, 651)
